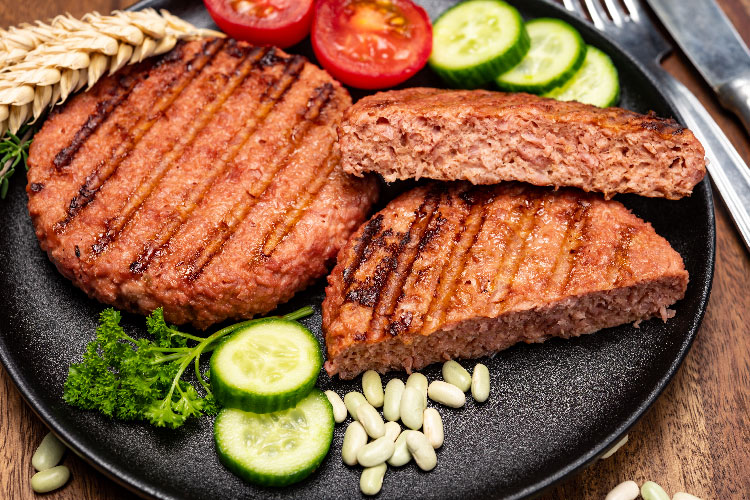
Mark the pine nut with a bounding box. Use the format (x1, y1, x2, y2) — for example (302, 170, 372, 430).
(673, 493, 703, 500)
(399, 386, 425, 430)
(362, 370, 384, 408)
(32, 432, 66, 472)
(356, 436, 396, 467)
(642, 481, 670, 500)
(405, 372, 428, 406)
(383, 379, 405, 422)
(30, 465, 70, 493)
(428, 380, 466, 408)
(601, 435, 629, 459)
(422, 408, 444, 448)
(342, 421, 368, 466)
(442, 360, 471, 392)
(356, 401, 385, 439)
(324, 390, 347, 424)
(384, 421, 401, 442)
(471, 363, 490, 403)
(388, 430, 413, 467)
(360, 463, 387, 496)
(605, 481, 640, 500)
(344, 391, 368, 421)
(405, 431, 437, 471)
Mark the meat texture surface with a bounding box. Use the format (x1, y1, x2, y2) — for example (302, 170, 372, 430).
(339, 88, 706, 200)
(323, 182, 689, 379)
(27, 38, 378, 329)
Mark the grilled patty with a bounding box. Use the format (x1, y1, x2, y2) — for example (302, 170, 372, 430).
(27, 39, 378, 329)
(339, 88, 706, 200)
(323, 182, 688, 379)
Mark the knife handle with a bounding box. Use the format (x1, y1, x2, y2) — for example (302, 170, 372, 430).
(647, 62, 750, 253)
(717, 77, 750, 137)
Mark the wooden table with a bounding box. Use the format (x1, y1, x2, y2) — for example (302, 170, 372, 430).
(1, 1, 748, 499)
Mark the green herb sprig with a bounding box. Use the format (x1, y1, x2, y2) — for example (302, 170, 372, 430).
(0, 126, 34, 199)
(63, 306, 314, 428)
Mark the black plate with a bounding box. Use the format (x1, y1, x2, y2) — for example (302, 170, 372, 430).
(0, 1, 715, 499)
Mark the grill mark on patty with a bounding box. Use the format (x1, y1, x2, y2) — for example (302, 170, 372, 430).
(544, 198, 591, 297)
(87, 44, 261, 259)
(256, 148, 339, 259)
(52, 68, 150, 171)
(343, 214, 384, 287)
(183, 80, 335, 282)
(124, 47, 305, 274)
(53, 38, 225, 234)
(612, 225, 637, 286)
(366, 186, 443, 340)
(486, 191, 544, 308)
(561, 201, 595, 294)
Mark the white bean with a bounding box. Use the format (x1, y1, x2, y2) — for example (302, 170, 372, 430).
(362, 370, 384, 408)
(601, 435, 629, 459)
(30, 465, 70, 493)
(360, 463, 387, 496)
(32, 432, 66, 472)
(356, 402, 385, 439)
(605, 481, 640, 500)
(405, 431, 437, 471)
(428, 380, 466, 408)
(471, 363, 490, 403)
(422, 408, 444, 448)
(342, 421, 368, 466)
(383, 379, 405, 422)
(356, 436, 396, 467)
(344, 392, 368, 421)
(673, 493, 703, 500)
(405, 372, 428, 406)
(442, 360, 471, 392)
(387, 430, 413, 467)
(324, 390, 347, 424)
(399, 386, 425, 430)
(641, 481, 670, 500)
(384, 421, 401, 442)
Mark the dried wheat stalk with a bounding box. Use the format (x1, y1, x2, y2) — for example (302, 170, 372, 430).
(0, 8, 223, 135)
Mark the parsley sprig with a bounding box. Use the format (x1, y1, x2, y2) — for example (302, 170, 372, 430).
(0, 126, 34, 199)
(63, 306, 314, 428)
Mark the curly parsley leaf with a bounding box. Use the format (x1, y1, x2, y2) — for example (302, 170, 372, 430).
(63, 306, 314, 428)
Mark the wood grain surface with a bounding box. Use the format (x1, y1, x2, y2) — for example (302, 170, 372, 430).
(1, 1, 748, 499)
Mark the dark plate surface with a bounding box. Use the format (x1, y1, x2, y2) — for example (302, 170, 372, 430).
(0, 1, 715, 499)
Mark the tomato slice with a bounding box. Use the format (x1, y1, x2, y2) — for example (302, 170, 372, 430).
(203, 0, 314, 48)
(311, 0, 433, 89)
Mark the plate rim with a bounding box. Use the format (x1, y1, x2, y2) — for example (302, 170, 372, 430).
(0, 0, 716, 498)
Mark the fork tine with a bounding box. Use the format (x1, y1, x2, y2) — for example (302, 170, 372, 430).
(562, 0, 588, 18)
(602, 0, 626, 26)
(583, 0, 609, 29)
(621, 0, 643, 22)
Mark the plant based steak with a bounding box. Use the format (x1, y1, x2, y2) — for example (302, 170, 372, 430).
(339, 88, 706, 200)
(323, 182, 688, 379)
(27, 38, 378, 329)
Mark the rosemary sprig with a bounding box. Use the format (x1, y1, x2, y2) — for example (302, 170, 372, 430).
(0, 125, 33, 199)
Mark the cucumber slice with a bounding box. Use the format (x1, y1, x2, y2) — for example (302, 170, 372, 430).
(496, 18, 585, 93)
(430, 0, 530, 88)
(544, 45, 620, 107)
(214, 389, 334, 487)
(210, 318, 322, 413)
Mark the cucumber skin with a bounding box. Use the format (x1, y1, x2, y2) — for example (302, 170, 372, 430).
(544, 46, 621, 107)
(429, 0, 531, 89)
(209, 318, 322, 414)
(214, 390, 334, 487)
(495, 18, 586, 94)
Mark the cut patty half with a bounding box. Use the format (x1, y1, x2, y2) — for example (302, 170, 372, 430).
(339, 88, 706, 200)
(323, 182, 688, 379)
(27, 39, 378, 329)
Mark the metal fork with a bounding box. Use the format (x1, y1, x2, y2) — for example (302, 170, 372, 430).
(561, 0, 750, 253)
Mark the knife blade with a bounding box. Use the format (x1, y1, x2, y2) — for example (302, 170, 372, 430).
(647, 0, 750, 134)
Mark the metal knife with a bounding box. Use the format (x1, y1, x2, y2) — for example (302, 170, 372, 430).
(647, 0, 750, 135)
